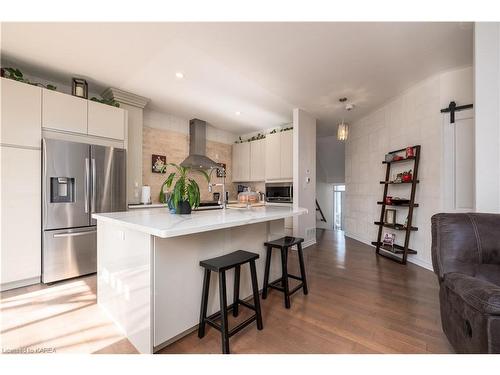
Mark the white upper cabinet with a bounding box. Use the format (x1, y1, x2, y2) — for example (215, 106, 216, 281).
(232, 142, 250, 182)
(250, 139, 265, 181)
(265, 130, 293, 181)
(88, 100, 126, 140)
(0, 78, 42, 148)
(280, 130, 293, 180)
(265, 132, 281, 180)
(42, 88, 87, 134)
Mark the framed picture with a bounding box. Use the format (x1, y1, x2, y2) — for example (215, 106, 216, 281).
(382, 233, 396, 248)
(385, 209, 396, 225)
(152, 154, 166, 173)
(216, 163, 226, 178)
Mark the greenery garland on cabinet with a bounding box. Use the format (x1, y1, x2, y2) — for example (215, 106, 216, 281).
(1, 67, 57, 90)
(234, 126, 293, 144)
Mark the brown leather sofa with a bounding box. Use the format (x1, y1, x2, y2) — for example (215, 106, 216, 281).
(431, 213, 500, 353)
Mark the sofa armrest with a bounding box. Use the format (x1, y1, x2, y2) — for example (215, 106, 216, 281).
(431, 213, 480, 280)
(444, 272, 500, 315)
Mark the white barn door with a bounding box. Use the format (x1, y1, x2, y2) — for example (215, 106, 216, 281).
(442, 109, 475, 212)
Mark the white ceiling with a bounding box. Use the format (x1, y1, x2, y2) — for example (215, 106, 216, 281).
(1, 22, 472, 135)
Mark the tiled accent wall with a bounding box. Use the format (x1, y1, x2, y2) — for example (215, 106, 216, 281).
(143, 126, 236, 203)
(345, 67, 473, 269)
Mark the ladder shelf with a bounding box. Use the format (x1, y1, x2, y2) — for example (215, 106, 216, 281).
(373, 145, 421, 265)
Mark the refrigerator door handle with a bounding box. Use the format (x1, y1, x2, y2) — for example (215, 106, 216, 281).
(91, 158, 96, 213)
(84, 157, 89, 214)
(53, 230, 95, 238)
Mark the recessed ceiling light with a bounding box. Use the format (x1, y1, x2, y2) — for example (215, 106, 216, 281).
(235, 111, 241, 116)
(175, 72, 184, 79)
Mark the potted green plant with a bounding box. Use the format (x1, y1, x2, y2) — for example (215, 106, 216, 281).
(159, 163, 210, 214)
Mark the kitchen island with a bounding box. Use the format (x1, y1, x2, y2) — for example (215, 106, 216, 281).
(92, 205, 307, 353)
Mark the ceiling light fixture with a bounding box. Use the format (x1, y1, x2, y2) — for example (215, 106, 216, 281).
(235, 111, 241, 116)
(337, 119, 349, 141)
(337, 97, 352, 141)
(175, 72, 184, 79)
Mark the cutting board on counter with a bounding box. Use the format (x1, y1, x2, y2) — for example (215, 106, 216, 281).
(227, 202, 266, 209)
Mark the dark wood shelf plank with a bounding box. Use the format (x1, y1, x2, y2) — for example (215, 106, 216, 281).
(374, 222, 418, 231)
(386, 145, 421, 155)
(377, 201, 419, 207)
(379, 180, 419, 185)
(371, 241, 418, 255)
(382, 156, 416, 164)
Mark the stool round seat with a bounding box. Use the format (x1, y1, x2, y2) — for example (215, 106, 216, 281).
(198, 250, 263, 354)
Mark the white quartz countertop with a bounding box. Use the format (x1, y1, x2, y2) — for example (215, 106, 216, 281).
(92, 205, 307, 238)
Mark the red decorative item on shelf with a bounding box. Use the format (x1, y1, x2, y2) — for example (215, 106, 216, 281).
(385, 196, 393, 204)
(406, 147, 414, 158)
(402, 170, 413, 182)
(393, 155, 404, 161)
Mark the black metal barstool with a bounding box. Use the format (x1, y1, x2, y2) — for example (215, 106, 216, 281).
(198, 250, 263, 354)
(262, 236, 309, 309)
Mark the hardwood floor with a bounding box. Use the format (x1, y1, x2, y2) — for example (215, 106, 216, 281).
(0, 229, 453, 354)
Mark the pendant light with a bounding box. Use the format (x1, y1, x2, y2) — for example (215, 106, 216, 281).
(337, 119, 349, 141)
(336, 97, 353, 141)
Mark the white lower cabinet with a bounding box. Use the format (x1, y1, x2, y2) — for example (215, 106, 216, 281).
(0, 146, 41, 288)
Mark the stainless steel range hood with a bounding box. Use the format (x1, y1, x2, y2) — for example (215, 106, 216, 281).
(180, 119, 220, 170)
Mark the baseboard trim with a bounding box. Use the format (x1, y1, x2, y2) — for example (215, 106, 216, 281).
(344, 232, 433, 271)
(1, 276, 41, 292)
(302, 239, 317, 249)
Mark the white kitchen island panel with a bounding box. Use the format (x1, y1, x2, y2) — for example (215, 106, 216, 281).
(153, 220, 284, 349)
(97, 220, 153, 354)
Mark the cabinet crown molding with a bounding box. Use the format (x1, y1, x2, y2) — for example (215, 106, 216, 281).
(102, 87, 149, 109)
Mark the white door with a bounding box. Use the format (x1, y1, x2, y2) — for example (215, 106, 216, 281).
(442, 109, 475, 212)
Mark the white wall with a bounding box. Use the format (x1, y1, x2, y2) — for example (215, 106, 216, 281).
(474, 22, 500, 212)
(317, 135, 345, 184)
(293, 108, 317, 247)
(345, 66, 473, 270)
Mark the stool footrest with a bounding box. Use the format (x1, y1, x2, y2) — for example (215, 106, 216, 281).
(206, 318, 222, 331)
(228, 315, 257, 337)
(238, 299, 256, 311)
(269, 283, 285, 292)
(289, 284, 304, 296)
(288, 274, 303, 281)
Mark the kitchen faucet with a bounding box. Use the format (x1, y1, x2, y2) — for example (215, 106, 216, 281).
(208, 167, 227, 209)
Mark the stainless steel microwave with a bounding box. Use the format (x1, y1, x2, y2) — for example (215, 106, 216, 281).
(265, 183, 293, 203)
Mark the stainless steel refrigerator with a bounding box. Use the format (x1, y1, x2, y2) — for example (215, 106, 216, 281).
(42, 138, 126, 283)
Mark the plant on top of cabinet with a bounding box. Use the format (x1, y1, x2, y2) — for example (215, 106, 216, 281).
(235, 133, 266, 143)
(159, 163, 210, 214)
(90, 96, 120, 107)
(1, 67, 57, 90)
